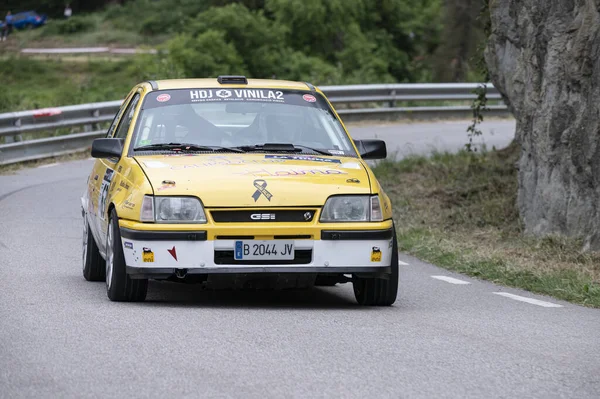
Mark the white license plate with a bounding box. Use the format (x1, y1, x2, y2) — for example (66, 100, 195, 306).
(234, 240, 294, 260)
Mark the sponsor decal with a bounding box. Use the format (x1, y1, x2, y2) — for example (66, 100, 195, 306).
(346, 178, 361, 184)
(123, 200, 135, 209)
(119, 181, 130, 190)
(142, 248, 154, 263)
(93, 174, 98, 181)
(252, 179, 273, 202)
(156, 94, 171, 102)
(264, 155, 341, 164)
(124, 241, 133, 250)
(371, 247, 382, 262)
(215, 89, 232, 98)
(167, 246, 178, 261)
(143, 161, 168, 169)
(340, 162, 361, 169)
(98, 168, 115, 221)
(189, 89, 285, 103)
(328, 149, 345, 155)
(168, 156, 285, 169)
(157, 180, 176, 192)
(303, 94, 317, 103)
(117, 165, 122, 173)
(236, 168, 347, 177)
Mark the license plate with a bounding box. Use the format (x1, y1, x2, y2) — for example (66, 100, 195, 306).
(234, 240, 294, 260)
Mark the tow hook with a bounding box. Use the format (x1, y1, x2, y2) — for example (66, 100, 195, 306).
(175, 268, 188, 279)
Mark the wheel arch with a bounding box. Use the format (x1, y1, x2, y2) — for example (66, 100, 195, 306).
(108, 202, 117, 219)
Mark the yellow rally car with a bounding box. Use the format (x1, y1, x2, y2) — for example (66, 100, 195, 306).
(82, 76, 398, 305)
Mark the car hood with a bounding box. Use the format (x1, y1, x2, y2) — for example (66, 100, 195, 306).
(135, 153, 371, 207)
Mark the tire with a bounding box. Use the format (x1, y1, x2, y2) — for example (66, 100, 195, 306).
(82, 213, 105, 281)
(353, 225, 399, 306)
(105, 209, 147, 302)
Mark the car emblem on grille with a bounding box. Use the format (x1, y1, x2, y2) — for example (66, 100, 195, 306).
(250, 213, 276, 220)
(303, 212, 313, 221)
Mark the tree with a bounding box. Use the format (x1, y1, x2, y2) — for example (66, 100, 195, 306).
(485, 1, 600, 248)
(434, 0, 486, 82)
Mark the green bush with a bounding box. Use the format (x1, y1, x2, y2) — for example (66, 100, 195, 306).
(139, 16, 164, 36)
(43, 15, 98, 35)
(166, 31, 247, 78)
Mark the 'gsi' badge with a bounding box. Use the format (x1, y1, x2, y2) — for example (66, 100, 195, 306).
(370, 247, 382, 262)
(142, 247, 154, 263)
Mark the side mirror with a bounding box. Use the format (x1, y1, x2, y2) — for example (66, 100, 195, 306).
(354, 139, 387, 160)
(91, 138, 124, 159)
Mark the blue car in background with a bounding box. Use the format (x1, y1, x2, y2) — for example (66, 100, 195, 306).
(0, 11, 47, 30)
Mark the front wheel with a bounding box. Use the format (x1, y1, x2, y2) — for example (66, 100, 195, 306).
(105, 209, 147, 302)
(82, 213, 105, 281)
(353, 225, 399, 306)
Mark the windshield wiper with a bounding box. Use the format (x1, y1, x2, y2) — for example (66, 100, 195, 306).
(134, 143, 244, 153)
(291, 144, 336, 156)
(236, 143, 333, 156)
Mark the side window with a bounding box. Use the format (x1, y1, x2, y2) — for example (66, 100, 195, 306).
(106, 97, 131, 138)
(113, 95, 140, 140)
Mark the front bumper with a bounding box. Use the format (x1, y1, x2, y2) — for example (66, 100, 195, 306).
(119, 223, 394, 278)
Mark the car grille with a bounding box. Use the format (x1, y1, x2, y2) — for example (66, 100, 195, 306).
(215, 235, 312, 240)
(214, 249, 312, 265)
(210, 209, 317, 223)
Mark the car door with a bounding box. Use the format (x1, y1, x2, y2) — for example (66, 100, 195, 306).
(93, 92, 142, 253)
(87, 92, 135, 250)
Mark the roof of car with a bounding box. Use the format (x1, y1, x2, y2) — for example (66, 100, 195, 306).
(152, 78, 313, 91)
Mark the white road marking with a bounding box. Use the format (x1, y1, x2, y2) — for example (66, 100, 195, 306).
(398, 260, 409, 266)
(493, 292, 563, 308)
(38, 163, 59, 168)
(431, 275, 471, 285)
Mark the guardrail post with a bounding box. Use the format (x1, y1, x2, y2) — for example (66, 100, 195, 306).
(92, 109, 101, 132)
(389, 89, 396, 108)
(5, 117, 23, 143)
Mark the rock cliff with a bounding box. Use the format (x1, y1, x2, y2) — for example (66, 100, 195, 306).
(485, 0, 600, 247)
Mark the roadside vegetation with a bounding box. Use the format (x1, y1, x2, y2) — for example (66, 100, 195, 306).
(1, 0, 488, 112)
(0, 150, 90, 175)
(0, 57, 139, 112)
(374, 145, 600, 308)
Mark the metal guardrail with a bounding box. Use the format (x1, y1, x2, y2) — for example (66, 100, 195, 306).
(21, 47, 158, 55)
(0, 83, 508, 166)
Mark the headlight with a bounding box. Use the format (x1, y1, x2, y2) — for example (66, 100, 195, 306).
(153, 196, 207, 223)
(320, 195, 383, 222)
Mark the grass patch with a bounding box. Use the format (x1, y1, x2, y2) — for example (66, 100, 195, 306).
(374, 144, 600, 307)
(9, 14, 167, 48)
(0, 57, 139, 112)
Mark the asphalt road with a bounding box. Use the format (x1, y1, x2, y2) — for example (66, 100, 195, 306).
(350, 118, 516, 159)
(2, 119, 600, 398)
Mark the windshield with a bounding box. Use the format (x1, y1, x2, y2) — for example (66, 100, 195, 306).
(131, 89, 356, 156)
